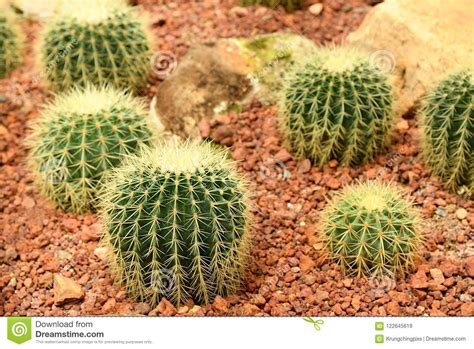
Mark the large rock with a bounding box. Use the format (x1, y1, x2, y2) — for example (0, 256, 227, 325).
(153, 33, 318, 139)
(154, 40, 252, 139)
(9, 0, 129, 21)
(8, 0, 62, 21)
(53, 274, 84, 305)
(236, 33, 318, 104)
(347, 0, 474, 117)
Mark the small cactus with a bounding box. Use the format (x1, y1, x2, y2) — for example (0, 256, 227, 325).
(319, 181, 423, 278)
(100, 142, 251, 307)
(26, 85, 153, 213)
(241, 0, 303, 12)
(279, 47, 394, 167)
(0, 6, 24, 78)
(36, 0, 153, 91)
(421, 69, 473, 194)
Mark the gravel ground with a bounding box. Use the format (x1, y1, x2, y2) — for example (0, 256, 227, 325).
(0, 0, 473, 317)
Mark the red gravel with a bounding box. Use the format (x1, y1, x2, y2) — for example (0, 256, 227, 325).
(1, 0, 473, 317)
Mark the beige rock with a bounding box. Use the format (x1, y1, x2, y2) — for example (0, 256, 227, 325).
(93, 247, 109, 261)
(24, 277, 33, 288)
(309, 3, 323, 16)
(39, 272, 54, 287)
(154, 41, 252, 140)
(9, 0, 62, 21)
(456, 208, 468, 220)
(396, 119, 409, 131)
(347, 0, 474, 117)
(56, 250, 72, 260)
(154, 33, 318, 139)
(53, 274, 84, 305)
(188, 305, 202, 314)
(430, 268, 445, 284)
(8, 277, 17, 287)
(177, 306, 189, 314)
(229, 6, 248, 17)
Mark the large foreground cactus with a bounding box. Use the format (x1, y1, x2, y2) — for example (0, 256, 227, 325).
(0, 6, 24, 78)
(100, 142, 252, 307)
(421, 69, 473, 194)
(36, 0, 153, 91)
(320, 181, 423, 278)
(27, 85, 152, 213)
(241, 0, 304, 12)
(279, 47, 394, 167)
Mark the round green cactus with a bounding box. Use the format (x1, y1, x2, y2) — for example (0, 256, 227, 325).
(0, 6, 24, 78)
(241, 0, 303, 12)
(421, 69, 473, 194)
(36, 0, 152, 91)
(279, 47, 394, 167)
(100, 142, 251, 307)
(26, 85, 153, 213)
(319, 181, 423, 278)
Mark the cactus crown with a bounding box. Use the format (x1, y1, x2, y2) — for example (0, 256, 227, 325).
(100, 142, 252, 307)
(240, 0, 304, 12)
(0, 6, 24, 78)
(55, 0, 129, 23)
(320, 181, 423, 278)
(26, 85, 153, 213)
(314, 46, 368, 73)
(279, 46, 394, 167)
(36, 0, 152, 91)
(421, 68, 473, 194)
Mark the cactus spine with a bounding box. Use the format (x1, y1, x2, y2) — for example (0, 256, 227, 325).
(320, 181, 422, 278)
(36, 0, 153, 91)
(421, 69, 473, 194)
(26, 85, 153, 213)
(100, 142, 252, 307)
(0, 6, 24, 78)
(279, 47, 394, 167)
